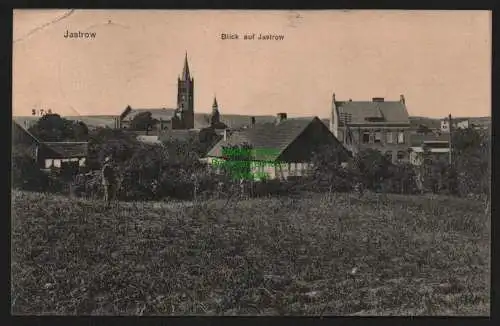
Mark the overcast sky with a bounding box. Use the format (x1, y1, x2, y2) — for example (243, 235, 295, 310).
(12, 10, 491, 118)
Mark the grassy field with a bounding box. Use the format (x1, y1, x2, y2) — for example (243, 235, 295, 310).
(11, 190, 490, 316)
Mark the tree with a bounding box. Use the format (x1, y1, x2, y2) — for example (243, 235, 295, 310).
(87, 127, 140, 169)
(452, 128, 490, 197)
(309, 144, 356, 192)
(387, 162, 418, 194)
(354, 149, 393, 191)
(28, 114, 89, 142)
(130, 111, 158, 132)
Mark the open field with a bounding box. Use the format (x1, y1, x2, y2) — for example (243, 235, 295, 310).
(11, 190, 490, 315)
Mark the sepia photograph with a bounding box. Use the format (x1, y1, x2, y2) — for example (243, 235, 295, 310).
(11, 9, 491, 316)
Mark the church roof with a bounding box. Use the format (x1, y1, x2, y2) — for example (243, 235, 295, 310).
(121, 107, 177, 121)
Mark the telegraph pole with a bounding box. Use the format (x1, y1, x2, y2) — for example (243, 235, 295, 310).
(448, 113, 453, 165)
(448, 113, 453, 193)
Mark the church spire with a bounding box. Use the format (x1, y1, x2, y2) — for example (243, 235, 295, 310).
(181, 51, 191, 81)
(212, 95, 218, 110)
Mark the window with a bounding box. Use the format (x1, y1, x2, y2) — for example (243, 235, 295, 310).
(385, 151, 393, 162)
(362, 131, 370, 143)
(397, 151, 406, 162)
(397, 131, 405, 144)
(386, 132, 393, 143)
(374, 130, 382, 143)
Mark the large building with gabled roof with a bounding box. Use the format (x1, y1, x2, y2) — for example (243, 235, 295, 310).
(329, 93, 411, 163)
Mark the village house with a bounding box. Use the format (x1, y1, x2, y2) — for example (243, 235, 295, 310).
(12, 120, 89, 171)
(329, 93, 411, 164)
(205, 114, 350, 181)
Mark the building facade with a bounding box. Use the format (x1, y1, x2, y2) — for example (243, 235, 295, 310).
(329, 93, 411, 163)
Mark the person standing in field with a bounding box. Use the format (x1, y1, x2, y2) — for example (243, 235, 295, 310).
(101, 156, 117, 207)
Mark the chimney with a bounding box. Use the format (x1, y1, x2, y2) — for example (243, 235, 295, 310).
(349, 99, 352, 102)
(251, 116, 256, 127)
(330, 93, 339, 138)
(400, 94, 405, 104)
(276, 113, 287, 124)
(372, 97, 385, 102)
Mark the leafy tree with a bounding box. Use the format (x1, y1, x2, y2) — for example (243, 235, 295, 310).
(130, 111, 158, 132)
(452, 128, 490, 197)
(354, 149, 393, 191)
(386, 162, 418, 194)
(28, 114, 89, 142)
(309, 144, 356, 192)
(86, 127, 140, 169)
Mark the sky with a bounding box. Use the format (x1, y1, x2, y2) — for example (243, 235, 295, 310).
(12, 10, 491, 119)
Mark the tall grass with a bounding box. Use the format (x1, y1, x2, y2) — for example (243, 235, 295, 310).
(11, 190, 490, 315)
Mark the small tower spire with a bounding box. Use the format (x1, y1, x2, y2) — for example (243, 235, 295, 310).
(210, 95, 221, 126)
(182, 51, 191, 81)
(212, 95, 218, 110)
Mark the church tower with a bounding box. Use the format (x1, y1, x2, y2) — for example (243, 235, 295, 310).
(210, 95, 220, 126)
(177, 52, 194, 129)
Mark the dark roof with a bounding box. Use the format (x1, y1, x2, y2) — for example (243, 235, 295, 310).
(122, 108, 177, 121)
(40, 142, 89, 158)
(410, 133, 450, 146)
(207, 117, 326, 161)
(219, 114, 277, 130)
(335, 99, 410, 125)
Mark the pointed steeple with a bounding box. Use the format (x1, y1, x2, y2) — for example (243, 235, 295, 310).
(212, 95, 218, 110)
(181, 51, 191, 81)
(210, 95, 221, 126)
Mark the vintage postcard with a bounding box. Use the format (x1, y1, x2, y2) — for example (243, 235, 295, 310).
(12, 9, 491, 316)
